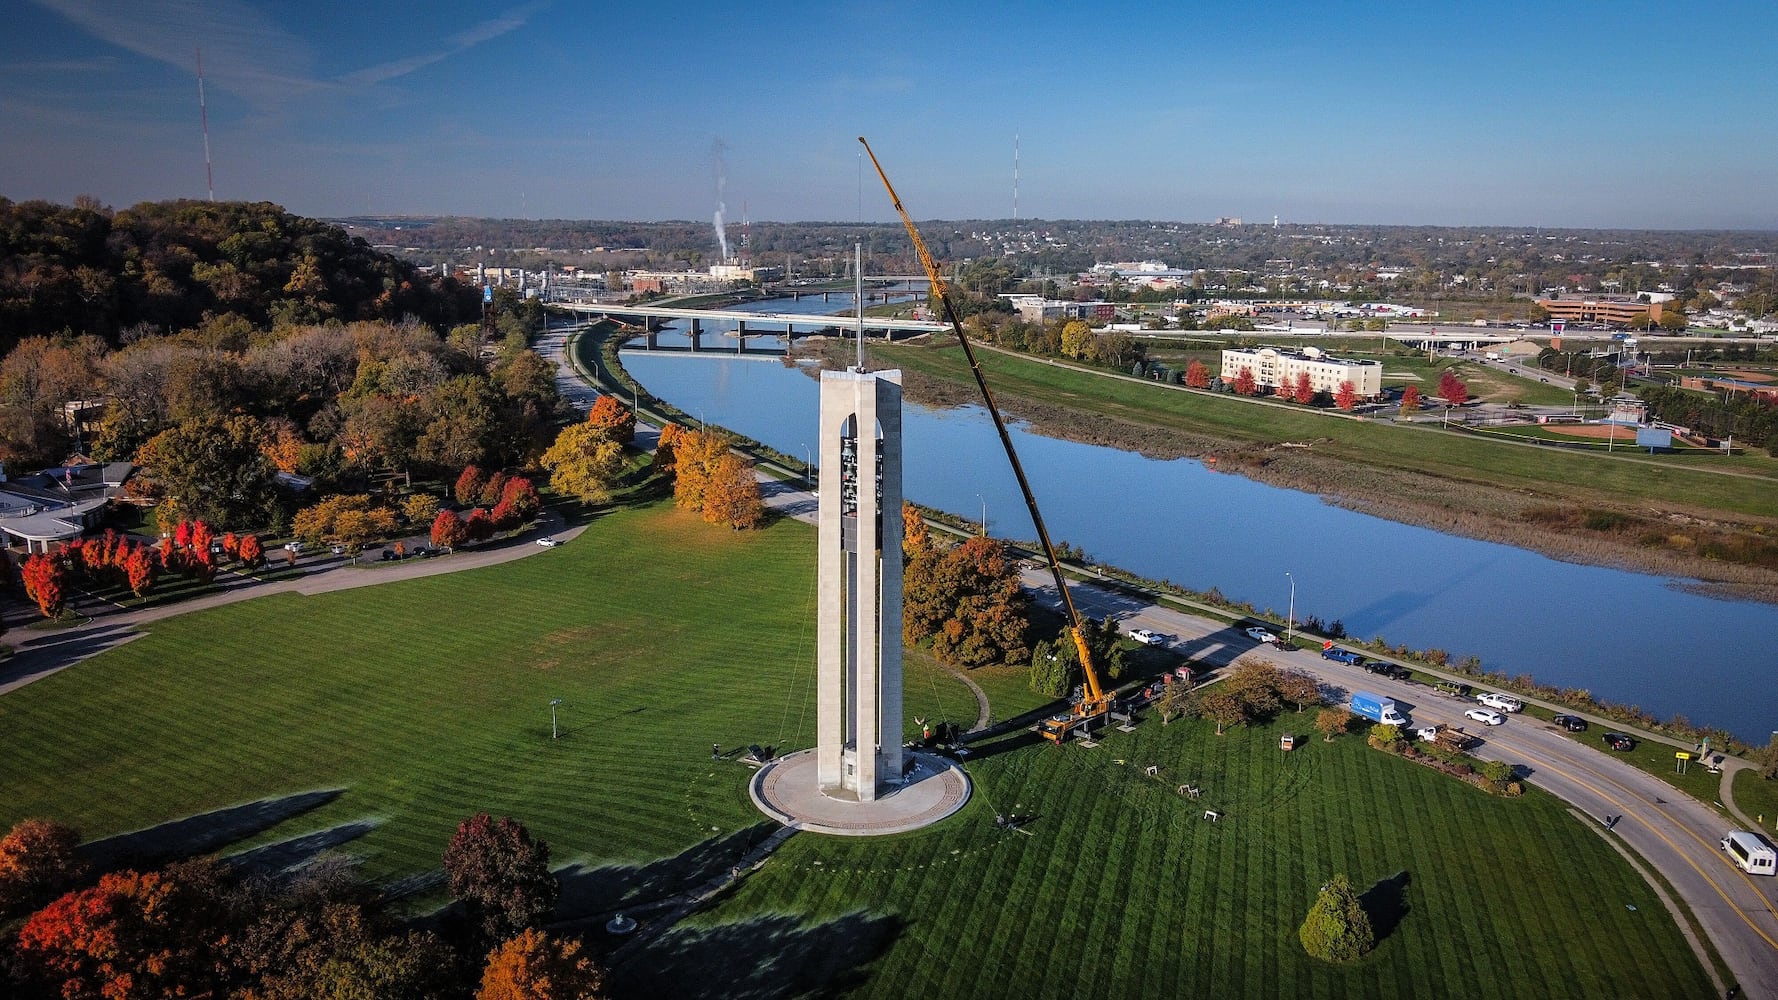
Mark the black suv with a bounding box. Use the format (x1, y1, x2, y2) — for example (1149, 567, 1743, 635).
(1602, 733, 1635, 751)
(1551, 714, 1587, 732)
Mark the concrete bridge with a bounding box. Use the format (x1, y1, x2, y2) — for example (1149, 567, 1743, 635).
(552, 301, 946, 354)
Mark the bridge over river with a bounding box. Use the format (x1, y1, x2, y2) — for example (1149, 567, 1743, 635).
(552, 301, 946, 354)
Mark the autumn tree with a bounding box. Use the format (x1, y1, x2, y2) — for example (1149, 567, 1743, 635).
(1400, 384, 1422, 414)
(479, 471, 511, 508)
(906, 537, 1031, 669)
(21, 553, 66, 619)
(431, 509, 468, 550)
(902, 501, 931, 556)
(584, 394, 636, 445)
(444, 814, 560, 947)
(124, 544, 157, 595)
(1059, 319, 1094, 359)
(1315, 707, 1354, 741)
(456, 464, 487, 504)
(16, 858, 234, 1000)
(292, 494, 398, 547)
(465, 507, 494, 542)
(1199, 690, 1249, 735)
(1233, 366, 1257, 396)
(1226, 659, 1285, 721)
(1184, 359, 1210, 389)
(1437, 369, 1469, 407)
(0, 818, 86, 919)
(1335, 380, 1357, 411)
(402, 492, 441, 526)
(670, 429, 734, 514)
(1299, 874, 1376, 963)
(237, 533, 265, 570)
(701, 453, 764, 530)
(237, 900, 457, 1000)
(1157, 680, 1196, 724)
(1292, 371, 1315, 404)
(1276, 667, 1324, 713)
(478, 928, 608, 1000)
(541, 422, 625, 505)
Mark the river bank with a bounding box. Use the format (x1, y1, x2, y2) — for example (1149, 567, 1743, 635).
(811, 338, 1778, 604)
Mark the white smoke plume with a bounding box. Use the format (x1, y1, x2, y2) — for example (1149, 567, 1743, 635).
(712, 138, 730, 261)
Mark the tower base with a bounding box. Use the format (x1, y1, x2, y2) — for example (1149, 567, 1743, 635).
(750, 749, 970, 836)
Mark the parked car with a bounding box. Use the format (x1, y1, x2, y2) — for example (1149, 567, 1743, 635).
(379, 550, 397, 562)
(1434, 680, 1473, 697)
(535, 536, 560, 548)
(1125, 627, 1164, 646)
(1551, 714, 1588, 732)
(1603, 733, 1636, 751)
(410, 546, 434, 558)
(1244, 627, 1278, 644)
(1476, 692, 1523, 713)
(1321, 646, 1361, 664)
(1465, 708, 1505, 726)
(283, 540, 305, 554)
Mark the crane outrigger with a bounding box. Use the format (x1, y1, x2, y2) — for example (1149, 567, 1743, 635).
(859, 137, 1112, 744)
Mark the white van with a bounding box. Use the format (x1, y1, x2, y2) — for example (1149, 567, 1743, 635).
(1721, 831, 1777, 876)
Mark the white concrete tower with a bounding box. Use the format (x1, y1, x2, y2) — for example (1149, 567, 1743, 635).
(816, 367, 904, 801)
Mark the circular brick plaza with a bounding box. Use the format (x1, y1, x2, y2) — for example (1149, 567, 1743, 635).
(750, 749, 971, 836)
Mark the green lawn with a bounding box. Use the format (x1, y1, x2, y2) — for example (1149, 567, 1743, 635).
(876, 343, 1778, 518)
(639, 717, 1713, 999)
(0, 500, 1715, 997)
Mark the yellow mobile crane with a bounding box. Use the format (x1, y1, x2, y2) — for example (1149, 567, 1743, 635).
(859, 137, 1112, 744)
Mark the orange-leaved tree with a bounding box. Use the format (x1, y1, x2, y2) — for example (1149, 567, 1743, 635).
(1233, 367, 1257, 396)
(478, 927, 608, 1000)
(1401, 385, 1422, 414)
(1335, 380, 1358, 411)
(1292, 372, 1315, 404)
(701, 454, 764, 530)
(21, 553, 65, 619)
(431, 509, 468, 550)
(585, 395, 635, 445)
(0, 818, 86, 919)
(1185, 360, 1210, 389)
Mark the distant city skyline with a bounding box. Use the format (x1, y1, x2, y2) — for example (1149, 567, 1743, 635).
(4, 0, 1777, 231)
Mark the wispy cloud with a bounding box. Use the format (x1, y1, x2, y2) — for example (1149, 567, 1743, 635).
(341, 2, 546, 87)
(32, 0, 546, 108)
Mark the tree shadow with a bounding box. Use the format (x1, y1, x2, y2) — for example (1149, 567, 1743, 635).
(1360, 870, 1411, 942)
(555, 823, 781, 919)
(612, 910, 904, 1000)
(77, 788, 345, 873)
(227, 819, 378, 876)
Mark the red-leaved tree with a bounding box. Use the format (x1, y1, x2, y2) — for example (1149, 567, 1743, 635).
(478, 472, 510, 508)
(1335, 380, 1358, 411)
(444, 814, 559, 947)
(431, 509, 468, 550)
(124, 544, 156, 597)
(1292, 371, 1315, 404)
(585, 394, 636, 445)
(1185, 360, 1210, 389)
(499, 476, 541, 522)
(21, 553, 65, 619)
(1438, 370, 1469, 406)
(237, 534, 265, 569)
(1401, 385, 1422, 413)
(465, 508, 494, 542)
(456, 464, 487, 504)
(1233, 367, 1257, 396)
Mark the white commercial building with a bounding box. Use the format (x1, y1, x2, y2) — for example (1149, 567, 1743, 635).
(1220, 346, 1383, 397)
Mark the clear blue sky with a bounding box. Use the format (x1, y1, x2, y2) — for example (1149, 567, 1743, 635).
(4, 0, 1776, 229)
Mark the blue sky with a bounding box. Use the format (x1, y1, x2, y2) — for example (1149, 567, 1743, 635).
(3, 0, 1776, 229)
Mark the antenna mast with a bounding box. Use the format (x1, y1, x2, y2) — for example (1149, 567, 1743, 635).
(1013, 134, 1020, 221)
(196, 48, 214, 201)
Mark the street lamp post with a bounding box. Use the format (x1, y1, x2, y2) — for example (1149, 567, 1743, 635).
(976, 493, 986, 537)
(802, 444, 812, 487)
(549, 699, 563, 740)
(697, 409, 705, 432)
(1285, 572, 1296, 644)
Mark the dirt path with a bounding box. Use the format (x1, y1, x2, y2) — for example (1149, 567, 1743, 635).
(950, 668, 992, 734)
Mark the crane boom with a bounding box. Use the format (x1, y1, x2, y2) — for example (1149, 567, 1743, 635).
(858, 137, 1108, 732)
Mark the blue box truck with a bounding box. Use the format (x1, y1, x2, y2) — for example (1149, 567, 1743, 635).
(1349, 691, 1407, 726)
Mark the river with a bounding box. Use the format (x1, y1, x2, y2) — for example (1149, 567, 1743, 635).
(617, 293, 1777, 743)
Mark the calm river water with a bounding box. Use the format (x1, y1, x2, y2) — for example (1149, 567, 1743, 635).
(619, 295, 1777, 742)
